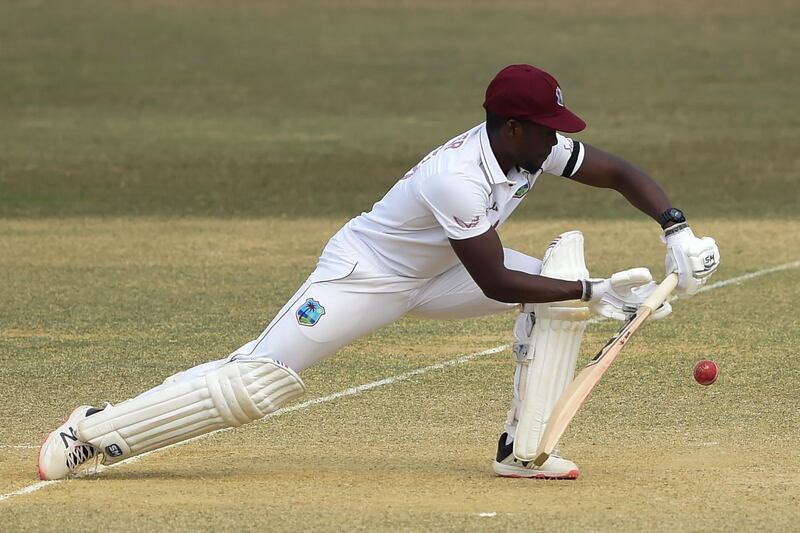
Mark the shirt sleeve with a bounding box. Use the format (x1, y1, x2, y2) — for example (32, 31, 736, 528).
(541, 133, 584, 178)
(417, 172, 492, 240)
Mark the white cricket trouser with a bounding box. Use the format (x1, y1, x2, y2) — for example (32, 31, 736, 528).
(228, 226, 542, 372)
(169, 226, 541, 384)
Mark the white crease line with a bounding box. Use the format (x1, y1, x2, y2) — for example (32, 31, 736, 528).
(114, 343, 509, 470)
(0, 344, 509, 502)
(0, 445, 38, 449)
(2, 259, 798, 503)
(696, 260, 800, 293)
(0, 482, 56, 502)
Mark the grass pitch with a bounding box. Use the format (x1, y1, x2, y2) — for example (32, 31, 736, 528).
(1, 0, 799, 531)
(1, 218, 799, 531)
(1, 0, 798, 219)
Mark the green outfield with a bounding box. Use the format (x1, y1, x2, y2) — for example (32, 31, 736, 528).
(1, 1, 798, 531)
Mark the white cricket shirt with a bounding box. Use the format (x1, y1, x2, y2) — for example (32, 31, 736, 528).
(346, 122, 584, 278)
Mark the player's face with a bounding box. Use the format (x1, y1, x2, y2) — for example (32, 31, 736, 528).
(515, 121, 557, 172)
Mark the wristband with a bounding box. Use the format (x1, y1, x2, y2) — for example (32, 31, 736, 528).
(580, 279, 592, 302)
(664, 222, 689, 238)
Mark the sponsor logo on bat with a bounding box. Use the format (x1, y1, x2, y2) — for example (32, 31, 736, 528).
(587, 316, 636, 366)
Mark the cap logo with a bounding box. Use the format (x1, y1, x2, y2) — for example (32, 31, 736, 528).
(555, 86, 564, 107)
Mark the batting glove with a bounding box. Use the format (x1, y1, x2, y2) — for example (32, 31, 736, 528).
(582, 267, 672, 321)
(663, 223, 720, 296)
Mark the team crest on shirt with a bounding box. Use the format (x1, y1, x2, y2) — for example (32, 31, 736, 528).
(513, 182, 530, 199)
(296, 298, 326, 326)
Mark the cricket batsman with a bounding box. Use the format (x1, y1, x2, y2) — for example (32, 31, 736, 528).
(38, 64, 720, 480)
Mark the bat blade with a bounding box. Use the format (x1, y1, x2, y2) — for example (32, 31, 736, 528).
(531, 273, 678, 467)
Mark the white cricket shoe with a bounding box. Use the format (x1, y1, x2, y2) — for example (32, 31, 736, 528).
(492, 433, 579, 479)
(38, 405, 100, 480)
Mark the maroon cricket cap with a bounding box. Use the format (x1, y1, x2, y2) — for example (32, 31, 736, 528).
(483, 64, 586, 133)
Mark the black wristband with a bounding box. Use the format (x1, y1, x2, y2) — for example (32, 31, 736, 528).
(580, 280, 592, 302)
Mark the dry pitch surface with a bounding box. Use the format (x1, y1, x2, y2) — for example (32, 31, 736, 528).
(1, 218, 799, 531)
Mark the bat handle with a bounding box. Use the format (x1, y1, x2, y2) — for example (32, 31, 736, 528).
(641, 273, 679, 312)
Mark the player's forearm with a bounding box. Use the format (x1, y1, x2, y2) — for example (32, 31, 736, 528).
(482, 270, 583, 304)
(573, 145, 672, 224)
(612, 166, 672, 223)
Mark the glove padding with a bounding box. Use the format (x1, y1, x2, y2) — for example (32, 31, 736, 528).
(589, 267, 672, 321)
(663, 225, 720, 296)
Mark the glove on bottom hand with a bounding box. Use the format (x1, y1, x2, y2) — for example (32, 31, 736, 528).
(588, 267, 672, 321)
(664, 224, 720, 296)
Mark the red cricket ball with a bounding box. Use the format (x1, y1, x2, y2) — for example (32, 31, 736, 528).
(694, 359, 719, 386)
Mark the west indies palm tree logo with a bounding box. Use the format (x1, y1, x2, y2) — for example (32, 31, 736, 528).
(296, 298, 326, 326)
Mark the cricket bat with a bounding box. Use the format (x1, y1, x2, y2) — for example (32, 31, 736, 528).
(531, 272, 679, 467)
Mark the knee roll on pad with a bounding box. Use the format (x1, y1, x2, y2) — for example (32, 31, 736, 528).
(77, 358, 305, 463)
(512, 231, 590, 460)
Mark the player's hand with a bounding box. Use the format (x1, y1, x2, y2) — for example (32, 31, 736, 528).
(587, 268, 672, 321)
(663, 224, 720, 296)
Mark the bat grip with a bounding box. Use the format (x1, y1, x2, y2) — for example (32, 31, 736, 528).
(641, 272, 678, 311)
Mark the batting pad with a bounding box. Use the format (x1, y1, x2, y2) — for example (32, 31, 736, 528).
(77, 358, 305, 463)
(513, 231, 590, 461)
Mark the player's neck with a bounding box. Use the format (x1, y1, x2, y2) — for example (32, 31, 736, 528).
(487, 131, 514, 175)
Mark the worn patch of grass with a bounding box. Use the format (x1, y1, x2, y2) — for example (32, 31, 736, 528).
(0, 217, 798, 530)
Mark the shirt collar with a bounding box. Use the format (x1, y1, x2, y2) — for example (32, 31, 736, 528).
(478, 123, 508, 184)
